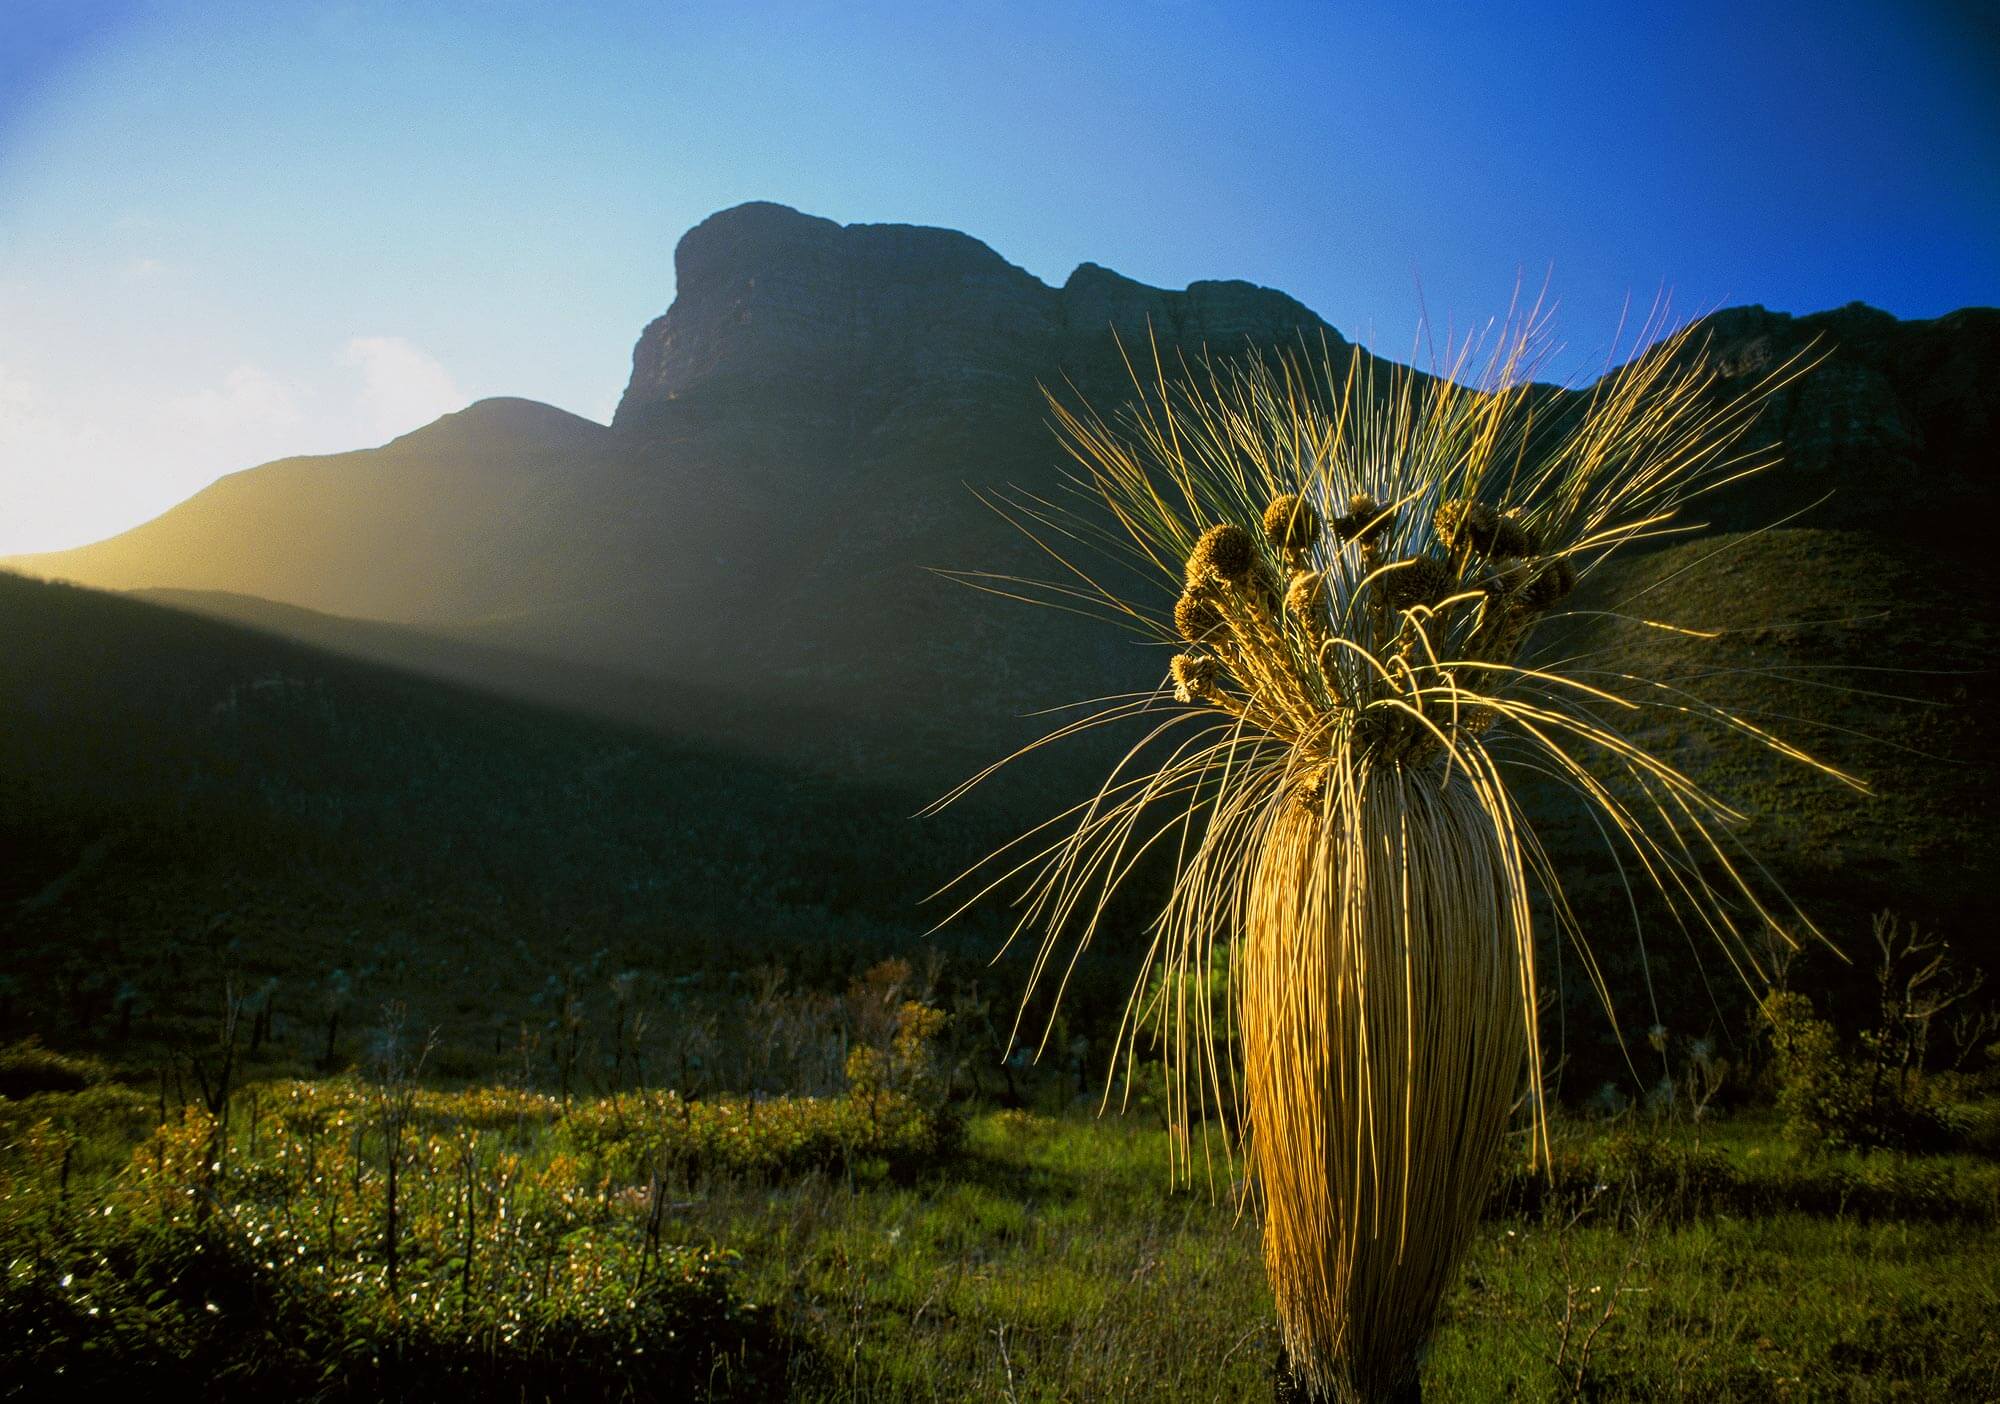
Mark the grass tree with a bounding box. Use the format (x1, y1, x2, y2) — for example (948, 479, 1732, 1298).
(936, 311, 1860, 1402)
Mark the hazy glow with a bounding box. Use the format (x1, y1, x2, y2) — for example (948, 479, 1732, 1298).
(0, 0, 1994, 554)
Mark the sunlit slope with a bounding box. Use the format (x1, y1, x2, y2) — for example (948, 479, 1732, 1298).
(5, 398, 616, 623)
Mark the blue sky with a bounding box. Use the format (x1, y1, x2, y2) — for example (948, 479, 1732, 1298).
(2, 0, 1994, 554)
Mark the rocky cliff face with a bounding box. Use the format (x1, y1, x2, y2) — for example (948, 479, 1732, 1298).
(586, 202, 1352, 784)
(614, 202, 1339, 428)
(1659, 301, 1998, 540)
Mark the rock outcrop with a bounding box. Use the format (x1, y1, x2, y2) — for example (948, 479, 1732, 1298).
(1659, 301, 1998, 541)
(613, 202, 1339, 433)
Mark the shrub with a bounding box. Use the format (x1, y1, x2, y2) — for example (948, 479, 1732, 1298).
(0, 1209, 781, 1399)
(1762, 990, 1961, 1152)
(1, 1077, 798, 1399)
(0, 1040, 110, 1099)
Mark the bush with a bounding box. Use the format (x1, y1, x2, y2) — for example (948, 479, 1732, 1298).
(0, 1076, 803, 1400)
(560, 997, 964, 1185)
(1762, 991, 1961, 1152)
(0, 1040, 110, 1099)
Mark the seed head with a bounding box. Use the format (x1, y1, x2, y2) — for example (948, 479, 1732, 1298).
(1434, 499, 1500, 554)
(1477, 559, 1531, 607)
(1174, 589, 1224, 644)
(1333, 494, 1395, 546)
(1262, 494, 1322, 554)
(1170, 652, 1221, 704)
(1522, 557, 1578, 610)
(1283, 569, 1327, 621)
(1186, 523, 1257, 586)
(1380, 554, 1454, 611)
(1490, 513, 1539, 559)
(1454, 705, 1498, 737)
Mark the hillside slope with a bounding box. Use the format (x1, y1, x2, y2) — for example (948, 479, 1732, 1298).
(5, 398, 617, 624)
(0, 572, 1051, 1071)
(1519, 526, 1998, 1065)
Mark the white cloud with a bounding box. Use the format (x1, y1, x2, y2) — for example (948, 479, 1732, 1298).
(342, 335, 465, 440)
(165, 363, 302, 436)
(0, 334, 474, 555)
(0, 359, 315, 555)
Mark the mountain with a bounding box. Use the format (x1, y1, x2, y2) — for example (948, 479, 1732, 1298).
(4, 201, 1996, 1029)
(1641, 301, 1999, 545)
(7, 202, 1365, 789)
(7, 398, 616, 624)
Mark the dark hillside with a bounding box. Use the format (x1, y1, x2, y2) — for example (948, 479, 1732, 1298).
(1521, 527, 1999, 1080)
(0, 572, 1088, 1074)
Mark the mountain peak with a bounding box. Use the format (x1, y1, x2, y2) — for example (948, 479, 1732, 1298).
(402, 397, 606, 441)
(614, 203, 1337, 431)
(677, 201, 1024, 282)
(613, 205, 1055, 428)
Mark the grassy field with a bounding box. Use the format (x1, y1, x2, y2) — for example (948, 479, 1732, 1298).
(5, 1051, 1996, 1401)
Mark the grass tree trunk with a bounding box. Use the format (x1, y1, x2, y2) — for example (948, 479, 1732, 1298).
(1276, 1346, 1423, 1403)
(1245, 767, 1527, 1404)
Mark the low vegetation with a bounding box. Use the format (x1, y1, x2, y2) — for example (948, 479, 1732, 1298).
(5, 945, 1998, 1400)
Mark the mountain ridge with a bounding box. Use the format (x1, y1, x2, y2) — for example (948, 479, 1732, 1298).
(5, 201, 1994, 795)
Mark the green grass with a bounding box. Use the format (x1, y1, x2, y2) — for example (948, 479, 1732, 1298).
(6, 1074, 1998, 1401)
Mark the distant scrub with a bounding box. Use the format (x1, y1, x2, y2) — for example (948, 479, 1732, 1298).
(1759, 913, 1996, 1153)
(0, 1039, 113, 1099)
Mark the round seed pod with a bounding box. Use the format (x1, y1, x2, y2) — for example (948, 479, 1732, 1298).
(1434, 498, 1499, 554)
(1262, 494, 1322, 555)
(1170, 652, 1221, 704)
(1174, 589, 1225, 644)
(1490, 513, 1539, 559)
(1522, 556, 1578, 610)
(1283, 569, 1326, 621)
(1333, 494, 1394, 546)
(1380, 554, 1454, 611)
(1455, 705, 1499, 738)
(1185, 523, 1257, 586)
